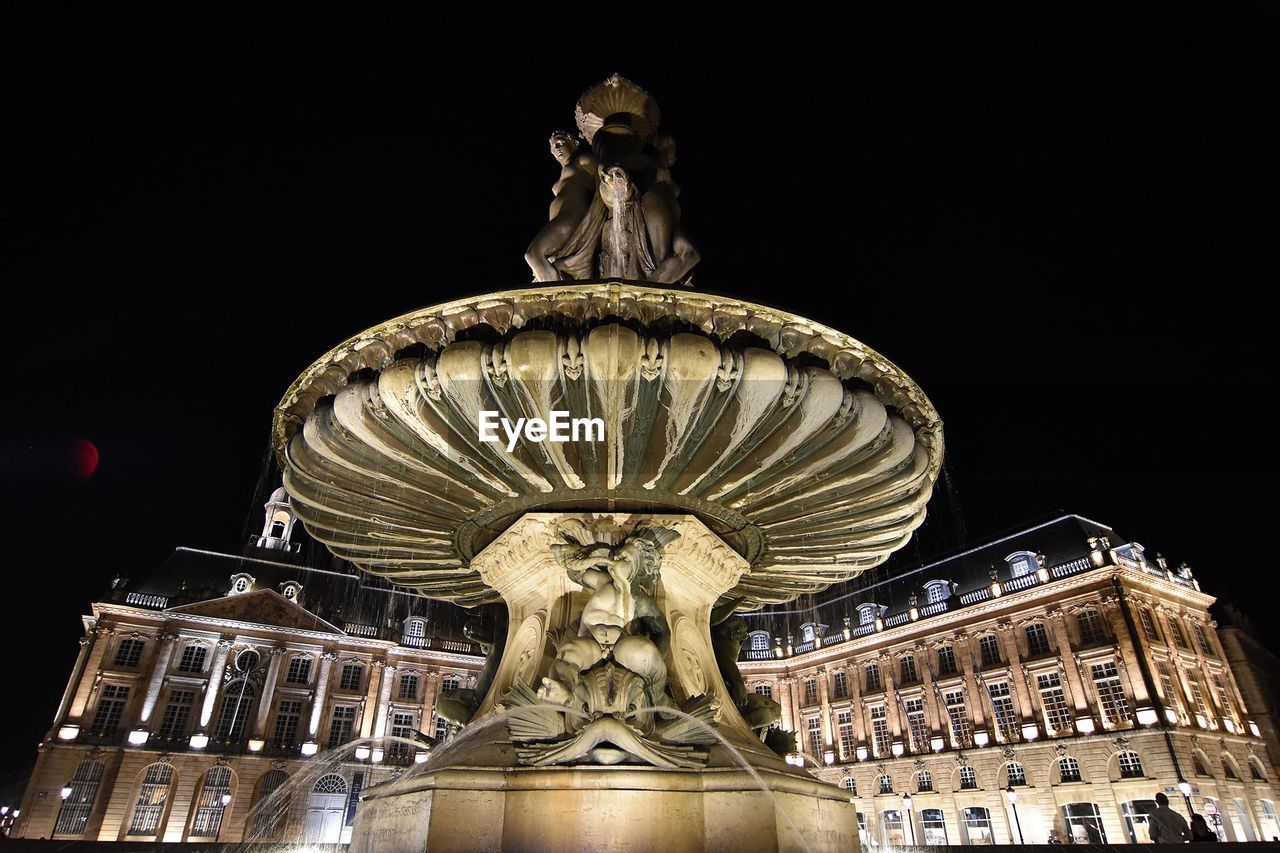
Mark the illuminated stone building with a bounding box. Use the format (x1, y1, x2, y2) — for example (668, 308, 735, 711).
(739, 515, 1280, 845)
(13, 488, 484, 844)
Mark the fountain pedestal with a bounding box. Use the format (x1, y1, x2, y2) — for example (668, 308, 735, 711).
(349, 513, 858, 853)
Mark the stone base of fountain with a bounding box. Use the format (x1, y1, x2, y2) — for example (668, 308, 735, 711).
(350, 763, 857, 852)
(344, 513, 859, 852)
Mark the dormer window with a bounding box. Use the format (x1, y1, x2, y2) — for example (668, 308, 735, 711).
(404, 618, 426, 640)
(280, 582, 302, 602)
(229, 573, 255, 595)
(801, 623, 816, 643)
(748, 631, 770, 652)
(923, 580, 951, 604)
(857, 604, 879, 626)
(1005, 551, 1038, 578)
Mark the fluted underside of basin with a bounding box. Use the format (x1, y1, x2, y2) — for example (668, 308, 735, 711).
(276, 283, 943, 611)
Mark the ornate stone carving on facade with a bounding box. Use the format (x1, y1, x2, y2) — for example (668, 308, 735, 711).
(85, 747, 106, 762)
(155, 753, 174, 765)
(1055, 744, 1069, 757)
(502, 519, 719, 769)
(1001, 746, 1016, 760)
(213, 755, 232, 767)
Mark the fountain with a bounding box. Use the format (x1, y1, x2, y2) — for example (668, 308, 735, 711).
(272, 75, 942, 852)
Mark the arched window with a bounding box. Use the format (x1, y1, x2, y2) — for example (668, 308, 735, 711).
(857, 604, 878, 626)
(800, 623, 816, 643)
(1117, 750, 1144, 779)
(280, 582, 302, 601)
(748, 631, 770, 652)
(916, 769, 933, 792)
(1058, 756, 1083, 783)
(1223, 756, 1240, 780)
(339, 661, 364, 692)
(1192, 750, 1211, 776)
(958, 765, 978, 790)
(248, 769, 290, 840)
(962, 807, 994, 845)
(842, 776, 856, 795)
(304, 774, 348, 844)
(1250, 757, 1270, 783)
(126, 762, 175, 838)
(1062, 802, 1108, 844)
(53, 760, 103, 837)
(924, 580, 950, 604)
(1005, 551, 1038, 578)
(1121, 800, 1158, 844)
(270, 520, 287, 539)
(921, 808, 948, 845)
(188, 766, 234, 839)
(1003, 761, 1026, 787)
(878, 774, 894, 795)
(214, 680, 256, 743)
(403, 618, 426, 646)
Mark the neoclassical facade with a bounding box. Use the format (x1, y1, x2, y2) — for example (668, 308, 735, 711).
(740, 515, 1279, 845)
(13, 490, 484, 844)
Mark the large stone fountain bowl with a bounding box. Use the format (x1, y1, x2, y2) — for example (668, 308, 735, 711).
(274, 281, 942, 611)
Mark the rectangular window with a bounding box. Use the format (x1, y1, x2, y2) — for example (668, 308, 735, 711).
(390, 711, 416, 759)
(339, 663, 363, 691)
(979, 635, 1001, 668)
(399, 672, 419, 701)
(1211, 674, 1235, 723)
(1025, 623, 1051, 656)
(176, 644, 207, 673)
(754, 683, 773, 699)
(870, 705, 890, 757)
(158, 689, 194, 740)
(865, 663, 882, 692)
(837, 710, 855, 759)
(900, 655, 918, 684)
(905, 697, 929, 753)
(1076, 609, 1106, 645)
(1195, 623, 1216, 657)
(328, 705, 357, 747)
(1091, 661, 1133, 726)
(285, 657, 312, 685)
(806, 716, 823, 759)
(1139, 608, 1161, 643)
(1168, 619, 1189, 649)
(114, 638, 145, 669)
(937, 645, 957, 676)
(1158, 662, 1184, 718)
(987, 681, 1018, 741)
(1118, 750, 1144, 778)
(90, 684, 129, 735)
(1037, 671, 1073, 734)
(803, 678, 818, 706)
(271, 700, 302, 747)
(1187, 675, 1210, 720)
(944, 690, 972, 747)
(832, 670, 848, 699)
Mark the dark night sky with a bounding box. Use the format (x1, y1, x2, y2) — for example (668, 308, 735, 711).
(2, 7, 1278, 777)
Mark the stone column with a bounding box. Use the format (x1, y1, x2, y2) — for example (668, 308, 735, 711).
(67, 625, 113, 720)
(1101, 594, 1151, 705)
(138, 633, 179, 725)
(1046, 609, 1089, 712)
(252, 647, 287, 737)
(847, 663, 866, 743)
(817, 666, 834, 750)
(308, 651, 337, 738)
(776, 676, 796, 734)
(53, 634, 94, 730)
(198, 637, 236, 730)
(373, 662, 397, 738)
(995, 619, 1035, 722)
(360, 661, 385, 738)
(423, 670, 443, 730)
(955, 631, 986, 729)
(919, 643, 942, 736)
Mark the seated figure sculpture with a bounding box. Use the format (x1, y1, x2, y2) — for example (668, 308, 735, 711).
(524, 130, 599, 282)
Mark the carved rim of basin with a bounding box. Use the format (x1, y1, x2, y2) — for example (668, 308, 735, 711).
(274, 281, 943, 611)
